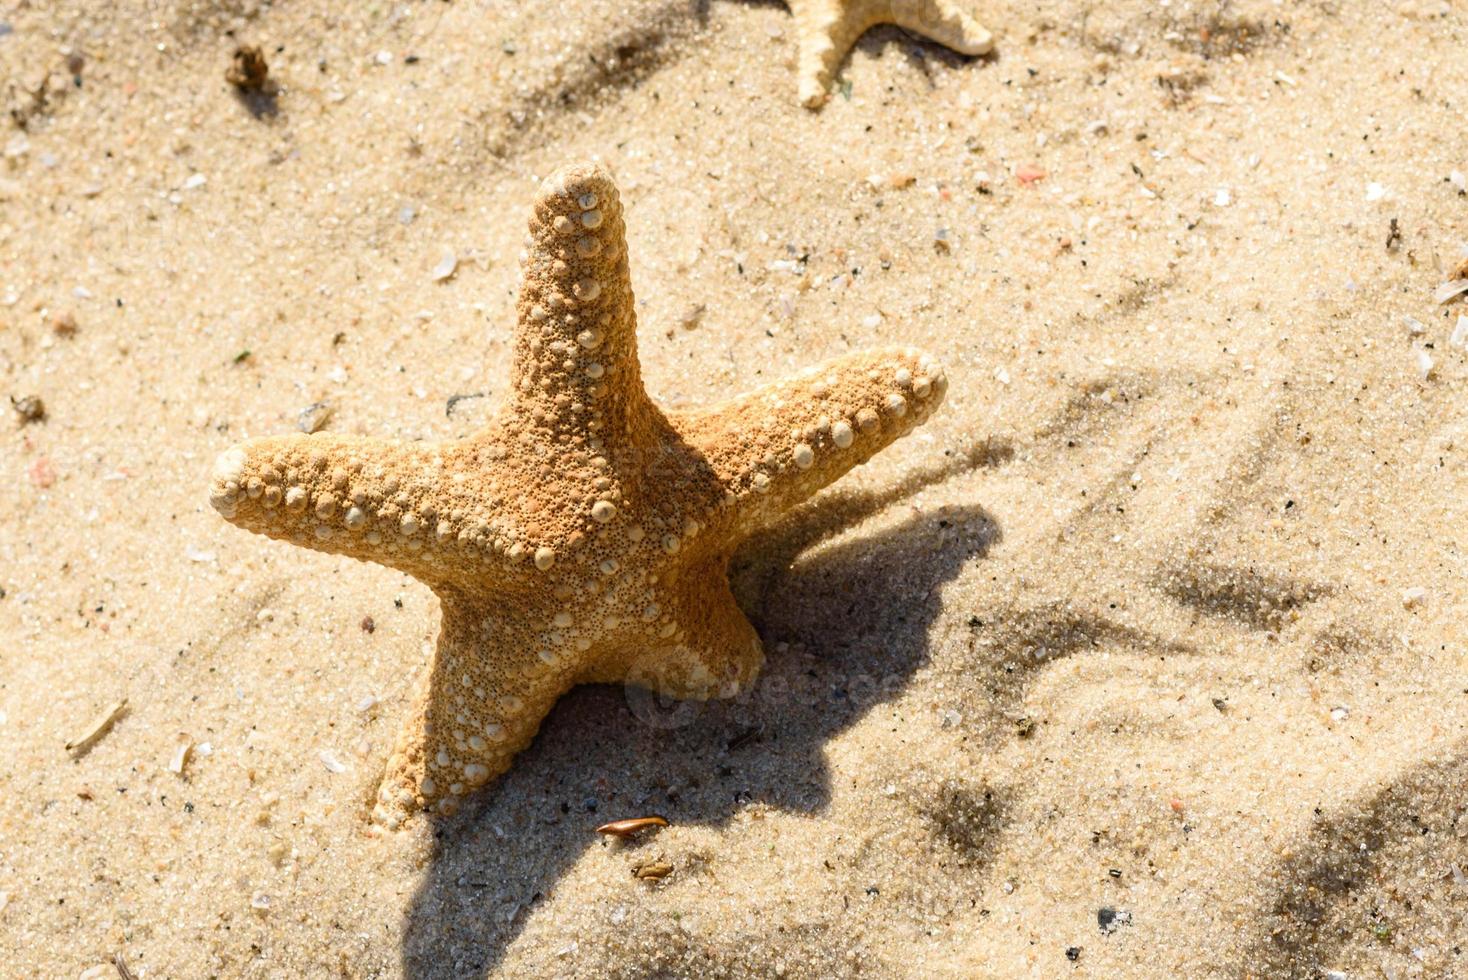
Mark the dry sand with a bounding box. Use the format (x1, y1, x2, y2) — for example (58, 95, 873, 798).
(3, 0, 1468, 976)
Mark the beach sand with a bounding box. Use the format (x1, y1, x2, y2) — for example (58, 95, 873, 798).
(2, 0, 1467, 976)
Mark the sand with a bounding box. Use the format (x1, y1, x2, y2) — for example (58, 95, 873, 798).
(2, 0, 1467, 976)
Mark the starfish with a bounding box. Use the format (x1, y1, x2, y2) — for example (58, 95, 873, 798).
(788, 0, 994, 108)
(208, 161, 947, 828)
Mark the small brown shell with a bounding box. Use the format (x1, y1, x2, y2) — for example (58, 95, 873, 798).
(595, 815, 669, 837)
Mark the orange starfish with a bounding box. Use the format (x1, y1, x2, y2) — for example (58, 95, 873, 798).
(208, 162, 946, 827)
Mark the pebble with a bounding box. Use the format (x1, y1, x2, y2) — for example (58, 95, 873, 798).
(183, 173, 207, 190)
(51, 310, 78, 336)
(1451, 170, 1467, 193)
(250, 891, 272, 911)
(1330, 706, 1350, 722)
(28, 456, 56, 488)
(1365, 182, 1387, 202)
(1401, 586, 1427, 608)
(11, 394, 45, 423)
(1213, 188, 1231, 207)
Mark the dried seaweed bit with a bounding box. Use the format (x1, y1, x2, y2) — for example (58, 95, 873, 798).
(445, 391, 486, 417)
(167, 732, 194, 776)
(596, 815, 669, 838)
(65, 699, 128, 755)
(726, 724, 763, 751)
(114, 953, 138, 980)
(226, 46, 270, 92)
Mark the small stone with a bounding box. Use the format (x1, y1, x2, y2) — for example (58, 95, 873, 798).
(51, 311, 78, 336)
(227, 46, 270, 91)
(1401, 586, 1427, 609)
(298, 401, 332, 433)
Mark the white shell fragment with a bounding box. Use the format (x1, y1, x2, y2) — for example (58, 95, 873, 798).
(167, 733, 195, 776)
(432, 249, 459, 282)
(1452, 315, 1468, 349)
(1435, 279, 1468, 305)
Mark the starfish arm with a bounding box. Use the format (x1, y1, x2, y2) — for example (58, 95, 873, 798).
(372, 592, 573, 826)
(508, 162, 649, 447)
(790, 0, 870, 108)
(891, 0, 993, 56)
(209, 432, 505, 583)
(674, 346, 946, 533)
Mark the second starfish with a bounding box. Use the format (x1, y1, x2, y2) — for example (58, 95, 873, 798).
(788, 0, 994, 107)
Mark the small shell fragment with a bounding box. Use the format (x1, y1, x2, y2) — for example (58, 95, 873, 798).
(432, 249, 459, 282)
(1435, 279, 1468, 305)
(632, 859, 673, 880)
(65, 698, 128, 755)
(167, 733, 195, 776)
(596, 815, 669, 838)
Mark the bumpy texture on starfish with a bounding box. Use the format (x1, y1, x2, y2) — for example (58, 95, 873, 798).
(788, 0, 993, 107)
(208, 162, 946, 827)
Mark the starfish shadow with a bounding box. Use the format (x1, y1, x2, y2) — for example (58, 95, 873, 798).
(399, 440, 1006, 977)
